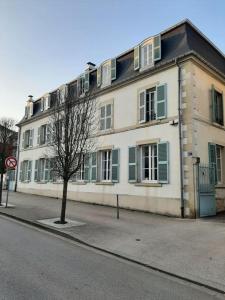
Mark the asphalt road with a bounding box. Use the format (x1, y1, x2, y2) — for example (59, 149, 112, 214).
(0, 216, 223, 300)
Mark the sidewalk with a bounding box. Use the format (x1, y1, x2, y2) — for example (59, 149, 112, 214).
(1, 191, 225, 292)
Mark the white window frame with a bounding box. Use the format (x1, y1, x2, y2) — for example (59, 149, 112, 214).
(79, 75, 85, 96)
(100, 103, 112, 131)
(141, 144, 158, 183)
(101, 150, 112, 182)
(101, 61, 111, 88)
(140, 39, 154, 70)
(139, 87, 156, 124)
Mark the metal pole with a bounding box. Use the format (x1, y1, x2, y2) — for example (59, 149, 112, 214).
(116, 194, 119, 219)
(5, 171, 9, 208)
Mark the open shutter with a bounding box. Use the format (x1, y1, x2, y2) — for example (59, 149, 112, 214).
(208, 143, 217, 184)
(211, 84, 216, 122)
(158, 142, 169, 183)
(84, 72, 89, 92)
(34, 160, 39, 182)
(111, 58, 116, 81)
(91, 152, 97, 182)
(41, 98, 44, 111)
(22, 132, 25, 149)
(47, 94, 51, 109)
(134, 46, 140, 70)
(84, 155, 90, 182)
(28, 161, 32, 181)
(44, 159, 50, 181)
(19, 162, 23, 181)
(153, 35, 161, 61)
(112, 149, 120, 182)
(97, 66, 102, 87)
(139, 91, 146, 123)
(128, 146, 137, 182)
(156, 84, 167, 119)
(37, 127, 40, 145)
(29, 129, 34, 147)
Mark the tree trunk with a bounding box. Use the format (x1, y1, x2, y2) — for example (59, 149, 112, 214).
(60, 179, 68, 224)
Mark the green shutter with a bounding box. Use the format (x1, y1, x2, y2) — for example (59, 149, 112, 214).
(84, 155, 90, 182)
(208, 143, 217, 184)
(153, 35, 161, 61)
(91, 152, 97, 182)
(19, 162, 23, 181)
(111, 58, 116, 81)
(128, 147, 137, 182)
(44, 159, 50, 181)
(28, 161, 32, 181)
(97, 66, 102, 87)
(211, 84, 216, 122)
(34, 160, 39, 182)
(139, 91, 146, 123)
(84, 72, 89, 92)
(37, 127, 40, 145)
(29, 129, 34, 147)
(22, 132, 25, 149)
(158, 142, 169, 183)
(156, 84, 167, 119)
(21, 161, 25, 182)
(112, 149, 120, 182)
(134, 46, 140, 70)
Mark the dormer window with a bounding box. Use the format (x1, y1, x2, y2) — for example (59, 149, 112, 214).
(102, 61, 111, 87)
(41, 95, 50, 111)
(141, 40, 153, 69)
(97, 58, 116, 88)
(77, 73, 89, 97)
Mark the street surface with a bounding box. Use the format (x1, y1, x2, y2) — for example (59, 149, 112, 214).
(0, 215, 223, 300)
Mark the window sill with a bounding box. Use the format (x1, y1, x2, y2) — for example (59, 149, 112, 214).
(20, 180, 31, 184)
(135, 182, 162, 187)
(70, 181, 87, 185)
(95, 182, 114, 186)
(215, 184, 225, 188)
(212, 122, 224, 129)
(35, 181, 48, 184)
(140, 64, 154, 73)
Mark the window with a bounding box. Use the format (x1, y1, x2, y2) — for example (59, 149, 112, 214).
(139, 84, 167, 123)
(34, 158, 53, 182)
(22, 129, 33, 149)
(38, 124, 51, 145)
(216, 145, 222, 184)
(79, 76, 85, 96)
(212, 87, 224, 125)
(71, 156, 85, 182)
(102, 62, 111, 87)
(19, 160, 32, 182)
(141, 144, 158, 182)
(100, 103, 112, 130)
(101, 150, 112, 181)
(208, 143, 224, 184)
(141, 42, 153, 69)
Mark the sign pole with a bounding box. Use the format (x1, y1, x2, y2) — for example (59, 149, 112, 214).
(4, 156, 17, 208)
(5, 171, 9, 208)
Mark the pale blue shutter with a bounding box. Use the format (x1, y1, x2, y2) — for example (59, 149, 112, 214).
(156, 84, 167, 119)
(46, 124, 51, 144)
(158, 142, 169, 183)
(22, 132, 25, 149)
(91, 152, 97, 182)
(19, 162, 23, 181)
(84, 72, 89, 92)
(153, 35, 161, 61)
(128, 147, 137, 182)
(97, 67, 102, 87)
(139, 91, 146, 123)
(37, 127, 40, 145)
(111, 58, 116, 80)
(34, 160, 38, 182)
(112, 149, 120, 182)
(28, 161, 32, 181)
(44, 159, 49, 181)
(47, 94, 51, 109)
(84, 155, 90, 182)
(29, 129, 34, 147)
(134, 46, 140, 70)
(208, 143, 217, 184)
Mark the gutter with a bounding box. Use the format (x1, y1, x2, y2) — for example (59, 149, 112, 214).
(176, 59, 185, 218)
(14, 128, 21, 192)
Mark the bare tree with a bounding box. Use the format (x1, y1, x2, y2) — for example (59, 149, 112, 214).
(0, 118, 17, 205)
(47, 87, 97, 224)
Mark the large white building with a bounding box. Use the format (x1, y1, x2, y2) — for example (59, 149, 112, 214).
(17, 20, 225, 218)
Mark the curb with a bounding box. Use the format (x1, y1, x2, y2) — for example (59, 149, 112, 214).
(0, 210, 224, 295)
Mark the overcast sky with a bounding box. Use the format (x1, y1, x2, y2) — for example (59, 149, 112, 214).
(0, 0, 225, 122)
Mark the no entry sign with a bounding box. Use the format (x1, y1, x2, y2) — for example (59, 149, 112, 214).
(5, 156, 17, 170)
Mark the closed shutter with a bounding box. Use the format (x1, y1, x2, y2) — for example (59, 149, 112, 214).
(46, 124, 51, 144)
(84, 72, 89, 92)
(128, 146, 137, 182)
(156, 84, 167, 119)
(29, 129, 34, 147)
(134, 46, 140, 70)
(211, 84, 216, 122)
(97, 67, 102, 87)
(208, 143, 217, 184)
(22, 132, 25, 149)
(84, 155, 90, 182)
(112, 149, 120, 182)
(91, 152, 97, 182)
(111, 58, 116, 81)
(44, 159, 49, 181)
(47, 94, 51, 109)
(34, 160, 39, 182)
(153, 35, 161, 61)
(158, 142, 169, 183)
(139, 91, 146, 123)
(49, 158, 54, 182)
(37, 127, 40, 145)
(28, 161, 32, 181)
(19, 162, 23, 181)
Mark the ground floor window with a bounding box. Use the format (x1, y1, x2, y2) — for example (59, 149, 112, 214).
(216, 145, 222, 184)
(101, 150, 112, 181)
(141, 144, 158, 182)
(20, 160, 32, 182)
(34, 158, 53, 182)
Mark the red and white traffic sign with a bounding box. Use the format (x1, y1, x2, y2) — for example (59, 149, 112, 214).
(5, 156, 17, 169)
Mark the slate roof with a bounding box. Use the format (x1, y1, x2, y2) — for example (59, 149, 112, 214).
(18, 19, 225, 125)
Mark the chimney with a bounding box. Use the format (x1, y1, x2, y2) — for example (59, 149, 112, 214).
(86, 62, 96, 71)
(27, 95, 33, 102)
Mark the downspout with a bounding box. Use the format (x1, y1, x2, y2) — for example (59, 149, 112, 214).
(176, 59, 185, 218)
(14, 127, 21, 192)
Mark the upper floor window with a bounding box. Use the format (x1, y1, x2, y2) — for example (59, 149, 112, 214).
(22, 129, 33, 149)
(102, 62, 111, 87)
(141, 41, 153, 69)
(97, 59, 116, 88)
(211, 85, 224, 126)
(37, 124, 50, 146)
(78, 73, 89, 97)
(100, 103, 112, 131)
(139, 84, 167, 123)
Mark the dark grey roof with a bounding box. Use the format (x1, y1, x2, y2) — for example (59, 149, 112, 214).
(18, 19, 225, 125)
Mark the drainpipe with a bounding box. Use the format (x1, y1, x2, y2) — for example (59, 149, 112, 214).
(176, 59, 185, 218)
(14, 127, 21, 192)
